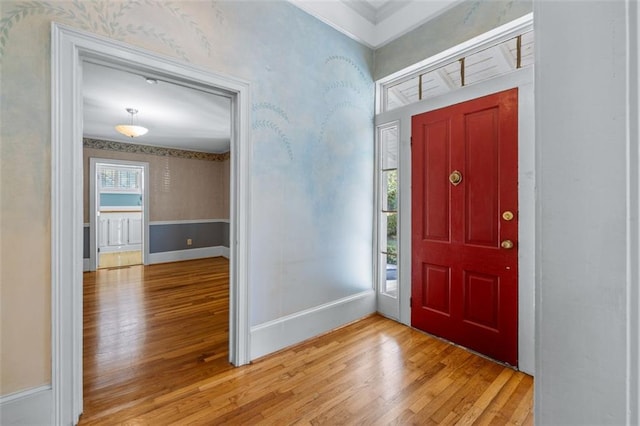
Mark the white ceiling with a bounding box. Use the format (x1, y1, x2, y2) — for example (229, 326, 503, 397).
(83, 62, 231, 154)
(288, 0, 459, 48)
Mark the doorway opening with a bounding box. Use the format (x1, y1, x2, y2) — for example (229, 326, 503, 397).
(80, 57, 235, 414)
(80, 56, 235, 418)
(52, 23, 251, 425)
(90, 159, 149, 270)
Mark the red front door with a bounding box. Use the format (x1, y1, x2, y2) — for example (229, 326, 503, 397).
(411, 88, 518, 366)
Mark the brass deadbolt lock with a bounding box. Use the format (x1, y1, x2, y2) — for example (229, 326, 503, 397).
(501, 239, 515, 250)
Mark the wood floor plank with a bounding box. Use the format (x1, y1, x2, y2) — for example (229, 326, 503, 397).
(81, 258, 533, 425)
(474, 371, 527, 425)
(453, 368, 515, 425)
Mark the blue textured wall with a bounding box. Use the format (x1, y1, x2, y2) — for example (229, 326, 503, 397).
(233, 2, 375, 325)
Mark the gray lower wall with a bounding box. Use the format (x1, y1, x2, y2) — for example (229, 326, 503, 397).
(149, 222, 229, 253)
(83, 221, 230, 258)
(83, 227, 90, 259)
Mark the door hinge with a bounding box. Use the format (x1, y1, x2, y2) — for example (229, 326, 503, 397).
(410, 297, 412, 308)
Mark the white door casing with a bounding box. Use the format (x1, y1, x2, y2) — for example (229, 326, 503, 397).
(375, 68, 535, 375)
(51, 23, 251, 425)
(373, 14, 535, 375)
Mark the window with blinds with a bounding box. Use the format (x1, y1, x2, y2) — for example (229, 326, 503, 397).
(98, 166, 142, 192)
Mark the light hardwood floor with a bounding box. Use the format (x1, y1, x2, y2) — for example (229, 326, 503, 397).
(98, 250, 142, 268)
(81, 258, 533, 425)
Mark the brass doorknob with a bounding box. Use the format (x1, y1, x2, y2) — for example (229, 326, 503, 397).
(501, 240, 514, 249)
(449, 170, 462, 186)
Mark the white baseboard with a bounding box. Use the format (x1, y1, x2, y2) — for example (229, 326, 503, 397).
(148, 246, 228, 264)
(250, 290, 376, 360)
(0, 386, 52, 425)
(83, 258, 91, 271)
(150, 219, 230, 225)
(220, 246, 230, 259)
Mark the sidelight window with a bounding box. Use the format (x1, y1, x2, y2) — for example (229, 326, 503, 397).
(377, 123, 399, 298)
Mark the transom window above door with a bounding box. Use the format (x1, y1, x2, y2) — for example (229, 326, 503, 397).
(98, 165, 142, 192)
(378, 16, 533, 113)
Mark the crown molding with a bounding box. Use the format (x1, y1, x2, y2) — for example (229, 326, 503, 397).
(288, 0, 458, 49)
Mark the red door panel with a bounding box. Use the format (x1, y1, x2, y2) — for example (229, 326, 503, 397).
(422, 263, 451, 316)
(422, 119, 450, 242)
(464, 108, 499, 247)
(411, 88, 518, 366)
(463, 270, 499, 330)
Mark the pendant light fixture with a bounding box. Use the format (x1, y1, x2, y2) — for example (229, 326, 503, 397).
(115, 108, 148, 138)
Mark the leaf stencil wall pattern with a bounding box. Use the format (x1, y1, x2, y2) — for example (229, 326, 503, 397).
(0, 0, 221, 60)
(0, 0, 375, 393)
(313, 54, 373, 215)
(295, 53, 374, 301)
(252, 101, 293, 162)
